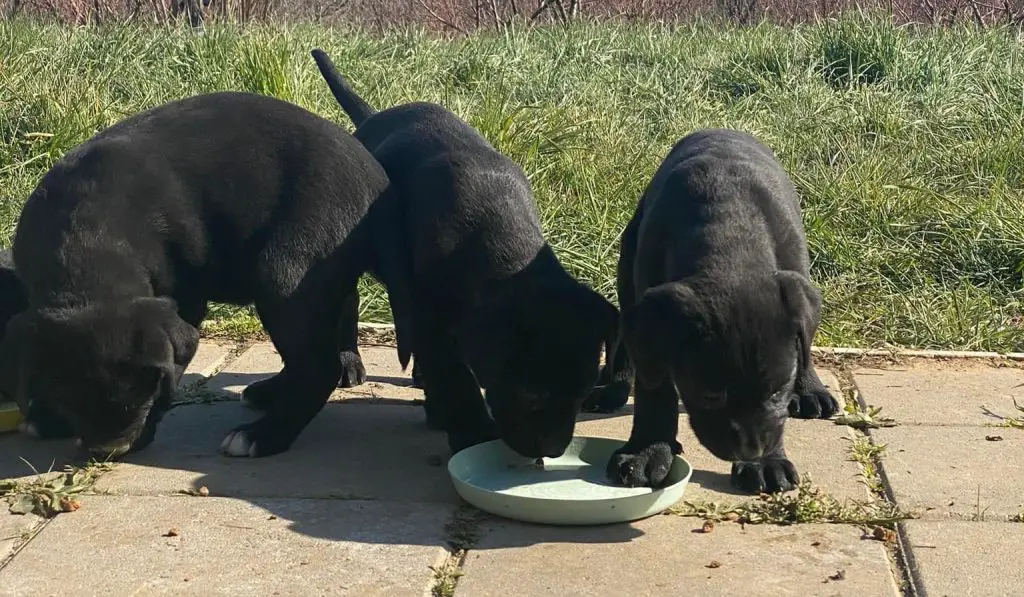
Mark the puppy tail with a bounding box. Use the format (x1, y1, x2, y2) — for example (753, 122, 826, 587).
(310, 48, 376, 127)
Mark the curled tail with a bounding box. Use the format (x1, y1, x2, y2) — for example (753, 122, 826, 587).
(310, 48, 376, 127)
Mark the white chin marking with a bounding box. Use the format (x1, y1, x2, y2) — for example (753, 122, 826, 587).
(221, 431, 256, 457)
(75, 438, 83, 448)
(18, 422, 39, 437)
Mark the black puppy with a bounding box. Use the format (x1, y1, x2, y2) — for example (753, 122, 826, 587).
(602, 129, 839, 494)
(0, 91, 408, 458)
(311, 49, 618, 458)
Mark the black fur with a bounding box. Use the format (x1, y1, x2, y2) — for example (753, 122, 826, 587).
(0, 250, 28, 338)
(600, 129, 839, 494)
(312, 49, 618, 458)
(0, 91, 407, 458)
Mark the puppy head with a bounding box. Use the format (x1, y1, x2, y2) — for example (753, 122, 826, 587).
(0, 297, 199, 457)
(459, 282, 619, 459)
(624, 274, 821, 462)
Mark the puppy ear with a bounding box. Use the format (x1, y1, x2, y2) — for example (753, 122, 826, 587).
(456, 297, 510, 387)
(775, 271, 822, 371)
(623, 283, 698, 390)
(128, 297, 200, 388)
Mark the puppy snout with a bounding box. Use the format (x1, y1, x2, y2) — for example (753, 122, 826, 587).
(730, 421, 764, 462)
(539, 436, 569, 458)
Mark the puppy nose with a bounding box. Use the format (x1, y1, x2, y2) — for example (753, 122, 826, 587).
(539, 436, 569, 459)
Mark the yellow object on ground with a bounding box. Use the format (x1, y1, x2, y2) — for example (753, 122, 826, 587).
(0, 402, 21, 434)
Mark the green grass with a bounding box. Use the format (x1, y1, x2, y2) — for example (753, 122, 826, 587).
(1, 15, 1022, 350)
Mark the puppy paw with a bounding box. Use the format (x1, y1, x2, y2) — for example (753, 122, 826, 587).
(337, 350, 366, 388)
(606, 441, 681, 488)
(788, 387, 840, 420)
(220, 421, 292, 458)
(582, 380, 630, 414)
(731, 457, 799, 494)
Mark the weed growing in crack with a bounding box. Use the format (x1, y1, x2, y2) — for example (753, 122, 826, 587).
(1, 460, 115, 518)
(667, 478, 910, 527)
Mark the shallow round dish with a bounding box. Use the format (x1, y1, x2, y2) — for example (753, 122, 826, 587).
(448, 436, 692, 526)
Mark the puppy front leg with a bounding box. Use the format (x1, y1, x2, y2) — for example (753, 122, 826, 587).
(606, 380, 681, 488)
(413, 318, 496, 451)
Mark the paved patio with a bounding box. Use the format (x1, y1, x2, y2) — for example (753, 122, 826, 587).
(1, 340, 1022, 596)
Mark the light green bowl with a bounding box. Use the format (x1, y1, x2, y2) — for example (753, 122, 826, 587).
(447, 436, 692, 526)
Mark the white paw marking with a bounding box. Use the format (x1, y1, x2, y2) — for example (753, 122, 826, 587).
(221, 431, 257, 457)
(18, 422, 39, 437)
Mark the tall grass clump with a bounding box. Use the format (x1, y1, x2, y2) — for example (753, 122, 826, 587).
(0, 15, 1022, 351)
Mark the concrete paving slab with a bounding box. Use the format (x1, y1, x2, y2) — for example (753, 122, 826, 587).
(576, 412, 870, 503)
(872, 426, 1024, 520)
(207, 343, 421, 403)
(205, 343, 281, 396)
(178, 342, 235, 390)
(854, 365, 1024, 426)
(94, 402, 455, 502)
(904, 521, 1024, 596)
(0, 510, 43, 564)
(0, 434, 78, 484)
(0, 496, 449, 597)
(457, 516, 899, 596)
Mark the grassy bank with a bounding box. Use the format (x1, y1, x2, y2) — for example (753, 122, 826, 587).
(1, 17, 1022, 350)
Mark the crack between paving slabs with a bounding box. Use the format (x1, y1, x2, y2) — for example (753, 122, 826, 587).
(0, 514, 53, 572)
(838, 367, 926, 597)
(430, 504, 486, 597)
(0, 459, 120, 572)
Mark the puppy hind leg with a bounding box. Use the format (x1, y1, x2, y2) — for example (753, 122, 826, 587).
(223, 301, 343, 458)
(241, 369, 289, 411)
(584, 217, 639, 415)
(335, 290, 366, 388)
(583, 340, 632, 413)
(606, 381, 681, 488)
